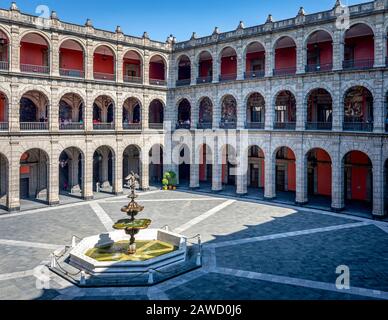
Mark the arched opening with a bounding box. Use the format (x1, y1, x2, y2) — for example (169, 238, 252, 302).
(19, 149, 49, 206)
(343, 151, 373, 214)
(220, 47, 237, 81)
(248, 146, 265, 198)
(20, 91, 49, 131)
(176, 55, 191, 86)
(59, 39, 84, 78)
(123, 145, 141, 188)
(275, 147, 296, 201)
(93, 45, 115, 81)
(343, 86, 373, 132)
(306, 89, 333, 130)
(199, 144, 212, 188)
(384, 159, 388, 215)
(176, 99, 191, 129)
(344, 23, 374, 69)
(0, 92, 8, 131)
(274, 36, 296, 76)
(148, 100, 164, 129)
(59, 93, 84, 130)
(222, 145, 237, 190)
(245, 42, 265, 79)
(0, 153, 8, 210)
(93, 95, 115, 130)
(149, 144, 163, 186)
(220, 95, 237, 129)
(123, 50, 142, 83)
(306, 30, 333, 72)
(20, 32, 49, 74)
(246, 93, 265, 129)
(93, 146, 114, 194)
(274, 90, 296, 130)
(198, 97, 213, 129)
(0, 30, 9, 70)
(178, 145, 190, 186)
(123, 97, 141, 130)
(306, 148, 332, 208)
(59, 147, 84, 200)
(197, 51, 213, 83)
(149, 55, 166, 85)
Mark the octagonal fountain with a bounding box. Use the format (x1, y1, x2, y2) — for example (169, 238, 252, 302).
(49, 173, 201, 287)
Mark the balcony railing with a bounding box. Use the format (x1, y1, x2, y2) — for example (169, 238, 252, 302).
(246, 122, 265, 130)
(93, 122, 115, 130)
(343, 59, 374, 70)
(176, 122, 191, 130)
(59, 68, 84, 78)
(149, 123, 164, 130)
(386, 56, 388, 67)
(59, 122, 84, 130)
(273, 122, 296, 130)
(20, 64, 49, 74)
(305, 63, 333, 73)
(197, 122, 213, 129)
(273, 67, 296, 76)
(20, 122, 48, 131)
(149, 79, 167, 86)
(0, 61, 9, 71)
(220, 121, 237, 129)
(219, 74, 237, 82)
(123, 75, 142, 84)
(176, 79, 191, 87)
(196, 76, 212, 84)
(94, 72, 115, 81)
(0, 122, 8, 131)
(343, 122, 373, 132)
(386, 123, 388, 132)
(244, 71, 265, 79)
(123, 123, 142, 130)
(305, 122, 332, 131)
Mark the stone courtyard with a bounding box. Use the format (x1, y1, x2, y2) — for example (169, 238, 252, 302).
(0, 189, 387, 300)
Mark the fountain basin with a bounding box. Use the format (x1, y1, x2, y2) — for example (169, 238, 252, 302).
(69, 229, 187, 275)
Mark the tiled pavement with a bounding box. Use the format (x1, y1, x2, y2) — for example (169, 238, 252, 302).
(0, 190, 387, 300)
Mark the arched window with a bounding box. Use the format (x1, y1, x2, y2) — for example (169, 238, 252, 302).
(176, 55, 191, 86)
(149, 55, 166, 85)
(20, 33, 50, 74)
(306, 30, 333, 72)
(59, 40, 84, 78)
(220, 47, 237, 81)
(198, 97, 213, 129)
(343, 86, 373, 132)
(344, 24, 374, 69)
(246, 93, 265, 129)
(306, 89, 333, 130)
(0, 30, 9, 70)
(274, 37, 296, 76)
(93, 45, 115, 81)
(245, 42, 265, 79)
(220, 95, 237, 129)
(274, 91, 296, 130)
(197, 51, 213, 83)
(123, 50, 142, 83)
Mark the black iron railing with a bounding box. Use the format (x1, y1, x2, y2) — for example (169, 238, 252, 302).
(123, 75, 142, 84)
(220, 121, 237, 129)
(305, 122, 332, 130)
(176, 122, 191, 130)
(93, 123, 115, 130)
(273, 67, 296, 76)
(219, 73, 237, 82)
(343, 122, 373, 132)
(197, 122, 213, 129)
(20, 122, 49, 131)
(148, 123, 164, 130)
(176, 79, 191, 87)
(342, 59, 374, 70)
(60, 68, 84, 78)
(0, 61, 9, 71)
(196, 76, 212, 84)
(246, 122, 265, 129)
(305, 63, 333, 73)
(149, 79, 167, 86)
(59, 122, 84, 130)
(273, 122, 296, 130)
(244, 71, 265, 79)
(123, 123, 142, 130)
(94, 72, 115, 81)
(0, 122, 8, 131)
(20, 64, 49, 74)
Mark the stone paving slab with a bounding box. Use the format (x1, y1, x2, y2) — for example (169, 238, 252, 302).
(0, 205, 106, 244)
(99, 199, 226, 231)
(183, 201, 358, 243)
(164, 272, 375, 300)
(215, 224, 388, 292)
(0, 245, 51, 275)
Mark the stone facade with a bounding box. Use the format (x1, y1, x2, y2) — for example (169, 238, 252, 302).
(0, 1, 387, 217)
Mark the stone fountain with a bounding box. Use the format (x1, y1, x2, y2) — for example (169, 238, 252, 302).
(49, 173, 202, 287)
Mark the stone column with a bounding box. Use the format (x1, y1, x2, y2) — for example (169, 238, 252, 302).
(213, 94, 221, 129)
(50, 87, 59, 132)
(190, 144, 200, 189)
(212, 49, 219, 83)
(374, 22, 385, 68)
(51, 33, 60, 77)
(237, 46, 244, 80)
(296, 35, 305, 74)
(83, 143, 94, 200)
(69, 158, 81, 193)
(190, 54, 197, 86)
(48, 147, 60, 206)
(296, 80, 305, 131)
(9, 84, 20, 133)
(191, 93, 199, 130)
(212, 137, 222, 191)
(140, 147, 150, 191)
(265, 37, 274, 77)
(10, 26, 20, 73)
(373, 79, 384, 133)
(264, 148, 276, 200)
(236, 140, 248, 195)
(85, 89, 94, 132)
(7, 144, 20, 212)
(332, 30, 343, 71)
(237, 88, 246, 129)
(331, 146, 344, 211)
(85, 39, 94, 80)
(116, 92, 123, 131)
(100, 150, 110, 188)
(265, 81, 274, 130)
(332, 76, 342, 132)
(113, 145, 123, 195)
(116, 45, 124, 83)
(142, 94, 149, 130)
(143, 50, 150, 85)
(295, 148, 308, 205)
(372, 149, 385, 217)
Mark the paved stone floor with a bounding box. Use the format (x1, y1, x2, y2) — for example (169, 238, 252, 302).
(0, 190, 387, 300)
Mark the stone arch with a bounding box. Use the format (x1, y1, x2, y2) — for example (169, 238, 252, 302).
(93, 145, 116, 193)
(123, 144, 142, 188)
(303, 27, 334, 46)
(59, 146, 85, 198)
